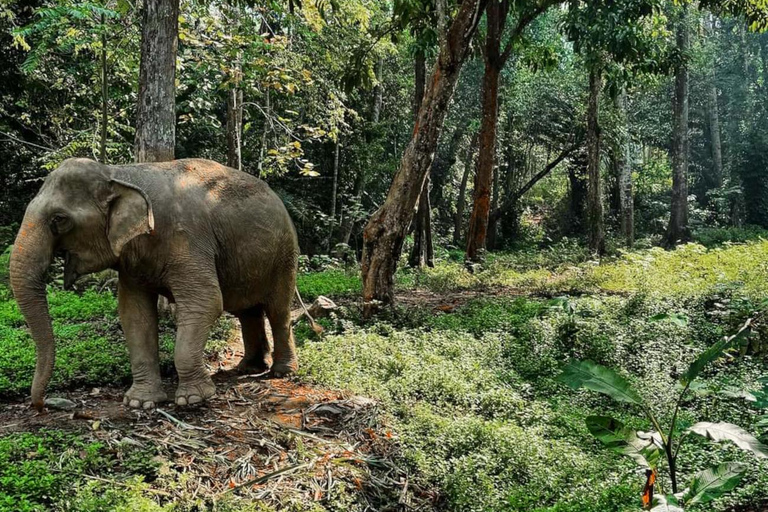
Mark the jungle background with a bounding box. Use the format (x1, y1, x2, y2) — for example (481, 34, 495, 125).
(2, 0, 768, 511)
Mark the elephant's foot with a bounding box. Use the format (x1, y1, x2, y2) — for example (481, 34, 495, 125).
(175, 377, 216, 406)
(235, 355, 272, 375)
(123, 384, 167, 409)
(270, 358, 298, 378)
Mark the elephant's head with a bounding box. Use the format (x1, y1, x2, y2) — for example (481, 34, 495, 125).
(10, 158, 154, 411)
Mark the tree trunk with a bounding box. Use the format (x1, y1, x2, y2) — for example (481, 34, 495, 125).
(568, 158, 587, 236)
(257, 89, 270, 176)
(361, 0, 489, 315)
(665, 7, 691, 247)
(466, 64, 500, 262)
(431, 122, 467, 229)
(453, 134, 476, 246)
(587, 64, 605, 255)
(463, 0, 546, 260)
(226, 87, 243, 171)
(487, 162, 500, 250)
(372, 57, 384, 123)
(99, 14, 108, 163)
(409, 49, 434, 268)
(134, 0, 179, 163)
(707, 75, 723, 189)
(615, 88, 634, 247)
(328, 139, 340, 251)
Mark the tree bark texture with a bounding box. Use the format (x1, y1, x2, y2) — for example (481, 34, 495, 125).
(587, 65, 605, 255)
(360, 0, 489, 315)
(665, 8, 691, 247)
(134, 0, 179, 163)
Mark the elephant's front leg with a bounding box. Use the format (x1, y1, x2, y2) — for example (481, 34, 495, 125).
(172, 283, 222, 406)
(119, 276, 167, 409)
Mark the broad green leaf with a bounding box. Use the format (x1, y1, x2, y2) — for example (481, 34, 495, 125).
(719, 386, 757, 402)
(557, 360, 644, 405)
(586, 416, 661, 468)
(685, 463, 747, 506)
(688, 422, 768, 458)
(649, 312, 688, 327)
(651, 494, 684, 512)
(681, 319, 752, 386)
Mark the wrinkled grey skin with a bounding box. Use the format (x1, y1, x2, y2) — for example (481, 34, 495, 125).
(10, 158, 299, 411)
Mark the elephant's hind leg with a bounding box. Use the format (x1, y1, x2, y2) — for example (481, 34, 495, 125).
(119, 276, 167, 409)
(235, 306, 272, 374)
(266, 304, 298, 378)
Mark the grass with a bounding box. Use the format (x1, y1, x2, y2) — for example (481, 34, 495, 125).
(1, 238, 767, 510)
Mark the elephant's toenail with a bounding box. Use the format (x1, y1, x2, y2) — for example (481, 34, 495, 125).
(143, 401, 155, 410)
(129, 399, 140, 408)
(176, 397, 188, 406)
(123, 396, 129, 405)
(188, 395, 203, 404)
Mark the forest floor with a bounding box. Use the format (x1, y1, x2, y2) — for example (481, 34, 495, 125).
(1, 233, 768, 511)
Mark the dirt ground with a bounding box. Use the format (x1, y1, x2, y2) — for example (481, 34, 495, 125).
(0, 326, 430, 510)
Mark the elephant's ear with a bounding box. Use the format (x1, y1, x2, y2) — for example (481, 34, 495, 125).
(106, 179, 155, 258)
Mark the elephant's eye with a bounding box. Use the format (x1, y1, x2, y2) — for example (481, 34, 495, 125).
(49, 214, 71, 235)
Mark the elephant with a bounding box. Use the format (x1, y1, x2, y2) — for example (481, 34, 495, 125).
(10, 157, 300, 411)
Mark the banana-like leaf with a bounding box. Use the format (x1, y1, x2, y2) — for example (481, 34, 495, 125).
(557, 360, 644, 405)
(651, 492, 685, 511)
(586, 416, 661, 468)
(685, 463, 747, 506)
(682, 319, 751, 386)
(688, 422, 768, 458)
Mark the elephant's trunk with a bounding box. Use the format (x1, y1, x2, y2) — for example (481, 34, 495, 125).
(9, 213, 55, 411)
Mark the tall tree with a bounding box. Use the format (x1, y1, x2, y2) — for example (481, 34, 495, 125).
(409, 48, 434, 267)
(134, 0, 179, 163)
(361, 0, 490, 315)
(454, 132, 477, 246)
(465, 0, 553, 262)
(226, 87, 243, 170)
(665, 5, 691, 246)
(614, 88, 634, 247)
(586, 63, 605, 254)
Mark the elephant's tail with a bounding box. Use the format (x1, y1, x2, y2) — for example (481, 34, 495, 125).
(295, 287, 324, 334)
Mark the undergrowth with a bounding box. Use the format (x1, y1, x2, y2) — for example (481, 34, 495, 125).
(1, 239, 767, 510)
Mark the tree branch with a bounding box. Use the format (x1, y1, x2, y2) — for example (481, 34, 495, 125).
(490, 143, 578, 222)
(500, 0, 557, 65)
(0, 130, 57, 152)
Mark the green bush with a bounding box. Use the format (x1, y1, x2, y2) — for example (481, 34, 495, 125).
(297, 269, 361, 301)
(0, 430, 159, 512)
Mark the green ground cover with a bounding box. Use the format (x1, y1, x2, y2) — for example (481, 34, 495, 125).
(1, 236, 767, 511)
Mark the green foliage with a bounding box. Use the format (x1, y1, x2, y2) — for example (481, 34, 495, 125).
(297, 269, 361, 301)
(558, 360, 645, 405)
(685, 462, 747, 507)
(0, 430, 159, 512)
(559, 318, 764, 509)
